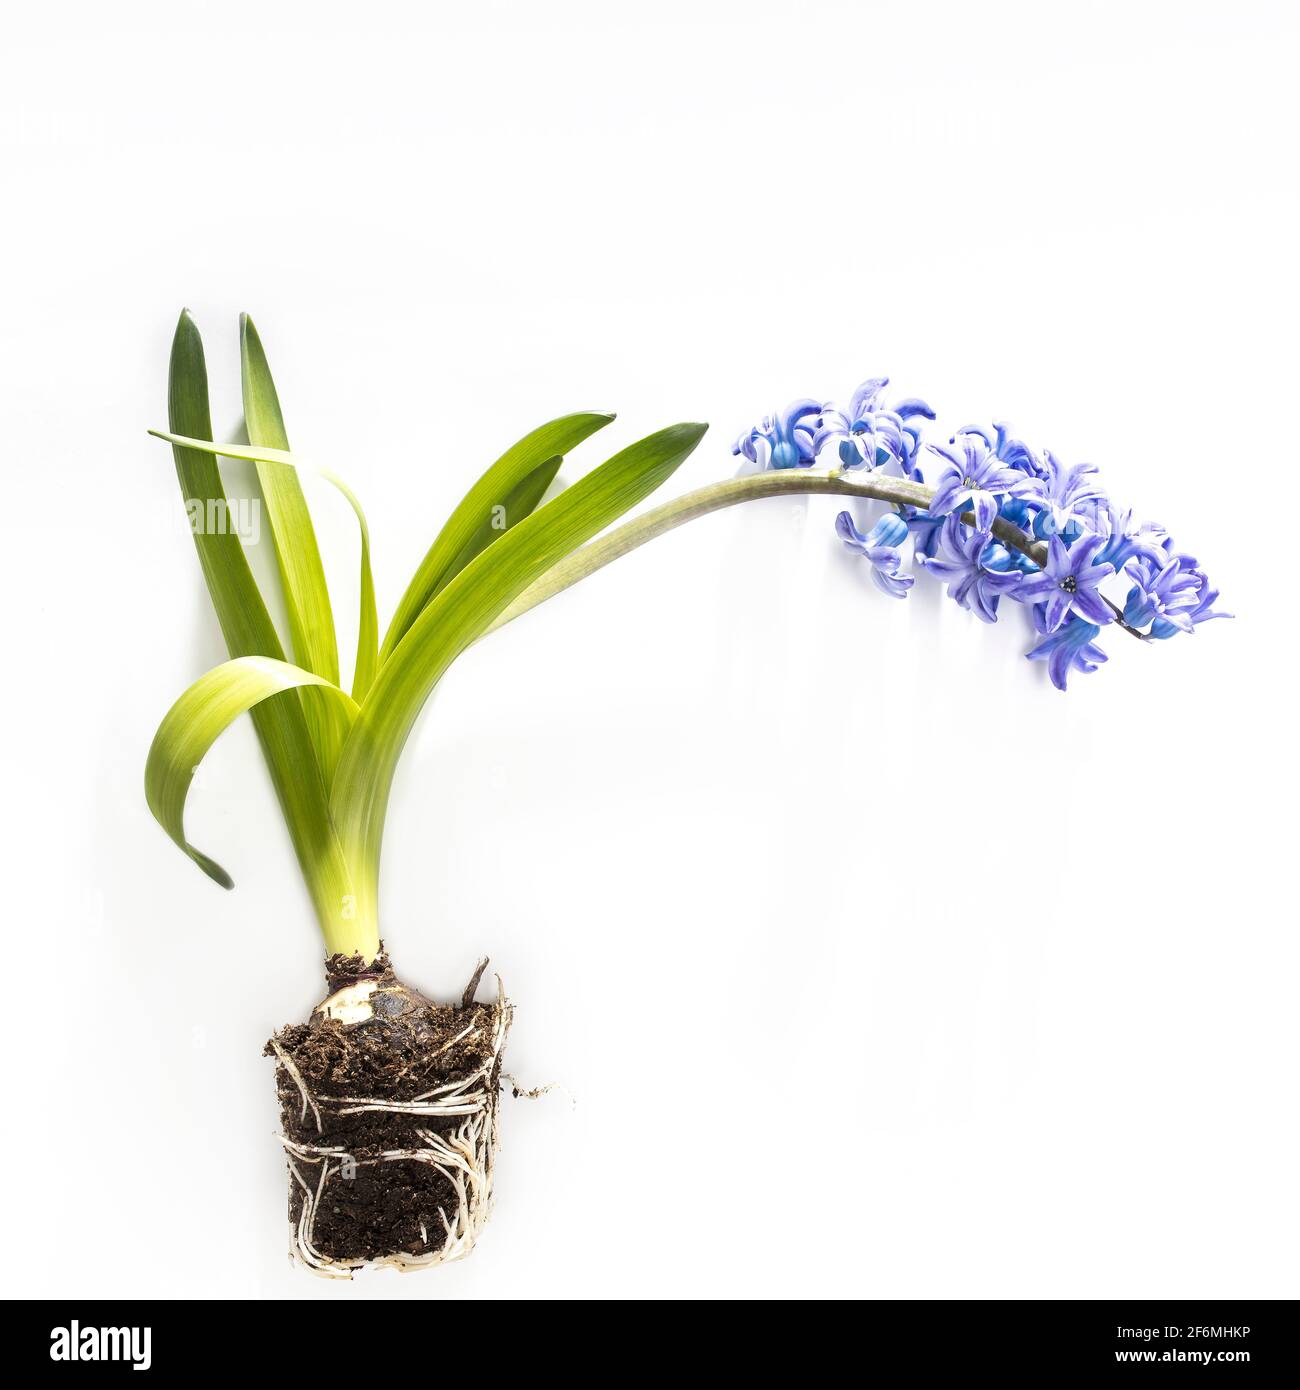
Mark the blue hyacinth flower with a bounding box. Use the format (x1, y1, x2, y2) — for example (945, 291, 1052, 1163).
(1026, 616, 1109, 691)
(835, 510, 914, 598)
(1025, 450, 1106, 541)
(925, 436, 1040, 533)
(1090, 501, 1169, 572)
(903, 506, 946, 561)
(918, 514, 1024, 623)
(1015, 533, 1116, 632)
(815, 377, 934, 475)
(1121, 552, 1204, 633)
(953, 421, 1042, 478)
(732, 397, 823, 470)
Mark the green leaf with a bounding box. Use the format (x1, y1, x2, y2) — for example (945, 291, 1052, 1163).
(433, 455, 563, 596)
(331, 422, 708, 929)
(150, 430, 297, 467)
(332, 470, 379, 702)
(160, 312, 367, 955)
(148, 429, 379, 701)
(380, 412, 615, 660)
(240, 314, 347, 775)
(145, 656, 358, 890)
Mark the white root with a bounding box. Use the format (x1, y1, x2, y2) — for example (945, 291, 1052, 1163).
(272, 981, 512, 1278)
(412, 1070, 486, 1101)
(428, 1022, 478, 1061)
(270, 1038, 322, 1133)
(502, 1073, 555, 1100)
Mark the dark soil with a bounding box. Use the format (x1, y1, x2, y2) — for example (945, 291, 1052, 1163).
(265, 948, 505, 1267)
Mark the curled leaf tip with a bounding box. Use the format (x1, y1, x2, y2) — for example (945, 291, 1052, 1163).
(190, 849, 235, 890)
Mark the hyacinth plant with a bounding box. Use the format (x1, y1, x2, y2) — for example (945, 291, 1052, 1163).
(146, 317, 1225, 1276)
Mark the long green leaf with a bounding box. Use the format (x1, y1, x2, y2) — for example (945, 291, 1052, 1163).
(333, 470, 379, 701)
(332, 422, 708, 928)
(145, 656, 358, 890)
(148, 429, 379, 701)
(240, 314, 347, 775)
(380, 412, 615, 660)
(161, 312, 365, 953)
(434, 455, 563, 594)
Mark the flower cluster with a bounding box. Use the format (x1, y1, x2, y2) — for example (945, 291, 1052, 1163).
(732, 379, 1229, 689)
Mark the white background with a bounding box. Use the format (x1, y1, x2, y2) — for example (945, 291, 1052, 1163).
(3, 1, 1296, 1300)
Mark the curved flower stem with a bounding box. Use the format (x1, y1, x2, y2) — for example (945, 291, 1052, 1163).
(490, 468, 1145, 639)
